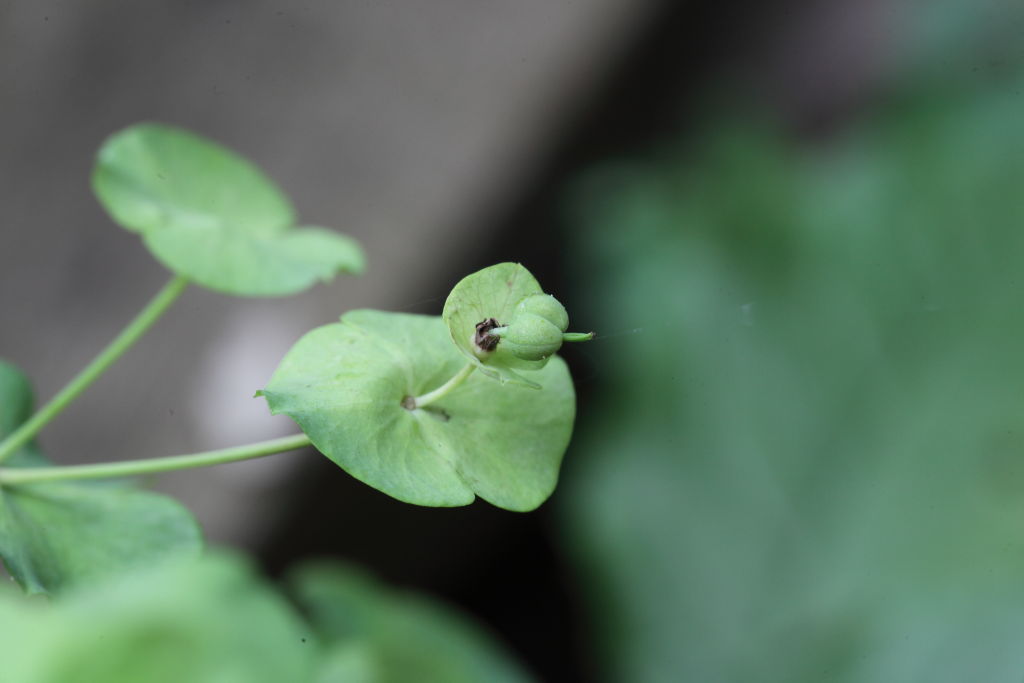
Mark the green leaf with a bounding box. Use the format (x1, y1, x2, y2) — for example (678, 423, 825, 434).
(260, 310, 574, 511)
(0, 361, 45, 468)
(442, 262, 547, 387)
(91, 123, 363, 296)
(0, 552, 316, 683)
(0, 362, 32, 437)
(290, 562, 535, 683)
(0, 360, 202, 594)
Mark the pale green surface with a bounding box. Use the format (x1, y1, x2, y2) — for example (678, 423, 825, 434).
(0, 360, 201, 595)
(261, 310, 575, 511)
(442, 262, 548, 387)
(0, 553, 315, 683)
(515, 293, 569, 331)
(291, 562, 536, 683)
(495, 313, 565, 361)
(92, 123, 363, 296)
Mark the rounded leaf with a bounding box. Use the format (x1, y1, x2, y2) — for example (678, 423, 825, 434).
(92, 123, 363, 296)
(442, 263, 547, 387)
(260, 310, 575, 511)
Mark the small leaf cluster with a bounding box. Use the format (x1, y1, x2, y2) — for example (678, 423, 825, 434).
(0, 122, 589, 679)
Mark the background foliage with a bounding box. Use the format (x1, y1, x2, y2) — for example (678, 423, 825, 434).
(563, 48, 1024, 683)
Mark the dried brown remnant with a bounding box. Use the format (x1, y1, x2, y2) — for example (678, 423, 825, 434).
(474, 318, 502, 352)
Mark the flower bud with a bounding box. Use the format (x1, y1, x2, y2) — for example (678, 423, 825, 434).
(489, 294, 595, 362)
(493, 313, 566, 361)
(514, 294, 569, 332)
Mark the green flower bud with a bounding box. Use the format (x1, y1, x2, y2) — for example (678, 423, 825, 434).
(488, 293, 594, 362)
(493, 313, 566, 361)
(514, 294, 569, 332)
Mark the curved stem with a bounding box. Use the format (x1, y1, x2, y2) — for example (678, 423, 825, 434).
(407, 363, 476, 410)
(0, 275, 189, 464)
(0, 433, 312, 485)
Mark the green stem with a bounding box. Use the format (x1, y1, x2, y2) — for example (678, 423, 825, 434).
(0, 275, 189, 464)
(491, 328, 594, 342)
(408, 363, 476, 410)
(0, 433, 312, 485)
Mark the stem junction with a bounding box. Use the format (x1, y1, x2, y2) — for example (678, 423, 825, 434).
(403, 363, 476, 411)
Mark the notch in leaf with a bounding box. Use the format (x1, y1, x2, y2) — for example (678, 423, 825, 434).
(92, 123, 364, 297)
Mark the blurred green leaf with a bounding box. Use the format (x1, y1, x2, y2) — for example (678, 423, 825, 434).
(260, 310, 574, 511)
(291, 562, 535, 683)
(92, 123, 363, 296)
(565, 83, 1024, 682)
(0, 553, 315, 683)
(0, 361, 46, 468)
(0, 360, 201, 594)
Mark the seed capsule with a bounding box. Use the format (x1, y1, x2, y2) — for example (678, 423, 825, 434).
(493, 313, 566, 361)
(489, 294, 592, 362)
(514, 294, 569, 332)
